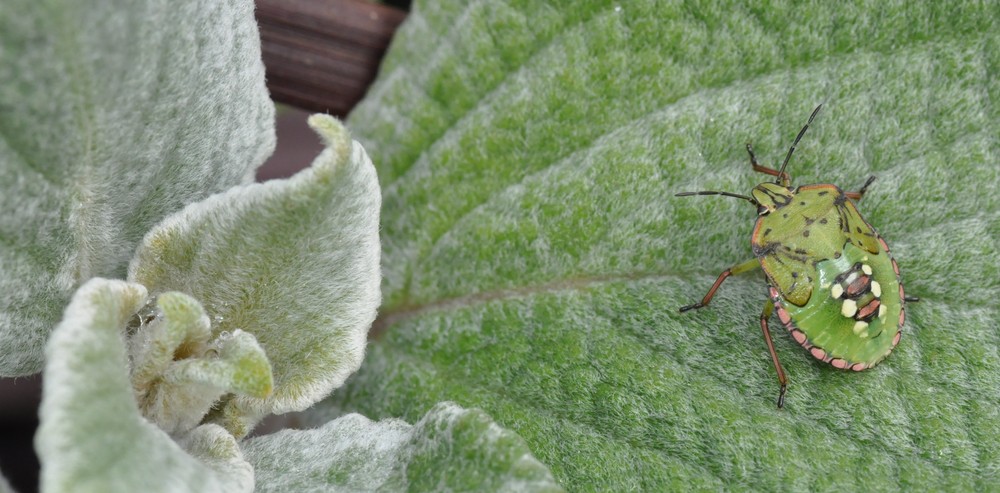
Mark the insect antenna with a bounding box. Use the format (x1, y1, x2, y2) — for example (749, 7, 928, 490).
(775, 104, 823, 184)
(675, 190, 760, 207)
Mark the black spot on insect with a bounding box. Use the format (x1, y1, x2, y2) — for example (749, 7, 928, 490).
(794, 248, 808, 255)
(791, 271, 799, 278)
(834, 252, 842, 259)
(804, 216, 815, 225)
(764, 228, 772, 236)
(855, 226, 863, 234)
(783, 213, 789, 218)
(765, 188, 793, 209)
(834, 194, 847, 206)
(803, 230, 810, 237)
(783, 245, 792, 251)
(800, 201, 806, 206)
(752, 241, 778, 257)
(819, 218, 828, 224)
(818, 191, 829, 196)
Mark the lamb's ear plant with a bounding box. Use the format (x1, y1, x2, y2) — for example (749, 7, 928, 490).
(0, 0, 274, 376)
(2, 0, 561, 491)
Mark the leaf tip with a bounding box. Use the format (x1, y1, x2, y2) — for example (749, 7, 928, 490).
(307, 114, 351, 156)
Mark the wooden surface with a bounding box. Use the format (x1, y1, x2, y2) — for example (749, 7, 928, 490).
(256, 0, 408, 116)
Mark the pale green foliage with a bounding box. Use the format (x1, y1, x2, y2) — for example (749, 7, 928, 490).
(2, 0, 563, 491)
(245, 402, 564, 493)
(129, 115, 382, 438)
(324, 1, 1000, 490)
(131, 292, 273, 435)
(0, 0, 275, 376)
(36, 279, 254, 493)
(29, 112, 546, 491)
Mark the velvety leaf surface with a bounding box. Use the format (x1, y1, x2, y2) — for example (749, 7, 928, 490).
(323, 1, 1000, 490)
(36, 279, 253, 493)
(0, 0, 275, 376)
(129, 116, 381, 438)
(130, 291, 273, 435)
(246, 402, 563, 492)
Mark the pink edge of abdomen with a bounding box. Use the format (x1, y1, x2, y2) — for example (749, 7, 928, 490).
(810, 347, 828, 361)
(777, 306, 791, 325)
(791, 329, 808, 345)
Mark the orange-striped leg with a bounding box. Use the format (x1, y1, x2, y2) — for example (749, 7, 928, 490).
(746, 143, 790, 186)
(845, 175, 877, 201)
(679, 258, 760, 312)
(760, 299, 788, 408)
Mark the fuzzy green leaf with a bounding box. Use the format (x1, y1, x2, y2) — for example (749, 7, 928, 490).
(245, 402, 562, 493)
(129, 115, 381, 438)
(131, 291, 273, 435)
(36, 278, 253, 493)
(324, 1, 1000, 490)
(0, 0, 275, 376)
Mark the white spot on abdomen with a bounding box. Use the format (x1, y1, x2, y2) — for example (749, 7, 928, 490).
(831, 284, 844, 299)
(841, 299, 858, 317)
(853, 321, 869, 337)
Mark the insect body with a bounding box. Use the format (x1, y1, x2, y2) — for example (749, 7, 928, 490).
(677, 105, 916, 408)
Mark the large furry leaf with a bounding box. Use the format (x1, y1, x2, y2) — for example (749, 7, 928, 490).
(36, 279, 254, 493)
(323, 1, 1000, 490)
(0, 0, 275, 375)
(246, 402, 562, 492)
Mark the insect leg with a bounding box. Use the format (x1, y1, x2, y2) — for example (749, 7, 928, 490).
(745, 143, 791, 185)
(760, 299, 789, 408)
(845, 175, 877, 201)
(679, 258, 760, 312)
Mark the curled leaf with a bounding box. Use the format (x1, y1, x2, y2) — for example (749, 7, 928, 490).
(129, 115, 381, 437)
(131, 292, 272, 434)
(36, 278, 253, 493)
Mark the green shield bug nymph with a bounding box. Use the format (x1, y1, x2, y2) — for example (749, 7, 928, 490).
(676, 105, 918, 408)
